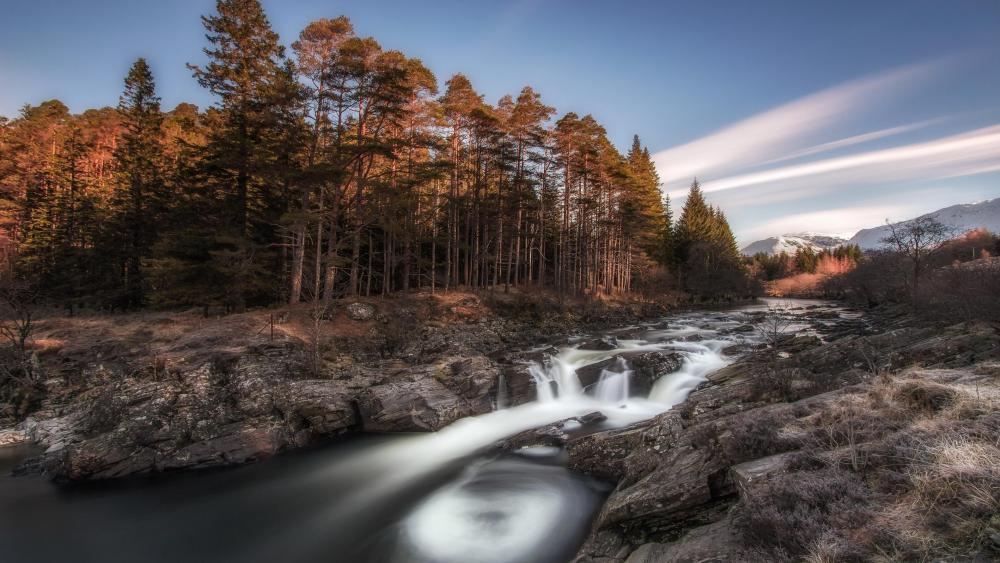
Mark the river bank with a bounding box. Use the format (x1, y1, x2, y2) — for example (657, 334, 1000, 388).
(2, 293, 996, 562)
(1, 289, 695, 480)
(563, 306, 1000, 562)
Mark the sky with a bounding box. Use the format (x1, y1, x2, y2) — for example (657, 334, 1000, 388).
(2, 0, 999, 243)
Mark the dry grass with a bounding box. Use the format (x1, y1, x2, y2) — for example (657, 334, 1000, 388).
(736, 369, 1000, 561)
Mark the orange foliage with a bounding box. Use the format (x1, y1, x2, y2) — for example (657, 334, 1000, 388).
(767, 255, 855, 297)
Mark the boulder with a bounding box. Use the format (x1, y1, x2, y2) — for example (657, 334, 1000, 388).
(730, 451, 798, 496)
(504, 363, 542, 406)
(579, 337, 620, 351)
(576, 357, 623, 389)
(0, 428, 27, 447)
(625, 518, 744, 563)
(357, 377, 476, 432)
(620, 351, 683, 395)
(277, 380, 358, 442)
(497, 412, 607, 451)
(575, 351, 682, 397)
(345, 302, 376, 321)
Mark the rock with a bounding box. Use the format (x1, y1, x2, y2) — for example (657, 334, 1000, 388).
(624, 518, 743, 563)
(504, 363, 540, 406)
(498, 412, 606, 450)
(731, 324, 755, 334)
(440, 356, 501, 412)
(579, 337, 620, 351)
(721, 343, 753, 356)
(357, 377, 476, 432)
(345, 302, 376, 321)
(576, 351, 682, 396)
(0, 428, 27, 447)
(620, 351, 683, 395)
(730, 451, 798, 495)
(576, 357, 623, 389)
(682, 334, 704, 342)
(277, 380, 358, 443)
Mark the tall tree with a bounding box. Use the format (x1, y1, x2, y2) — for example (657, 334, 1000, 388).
(112, 58, 164, 308)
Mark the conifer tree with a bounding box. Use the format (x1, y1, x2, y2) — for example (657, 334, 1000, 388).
(113, 58, 164, 308)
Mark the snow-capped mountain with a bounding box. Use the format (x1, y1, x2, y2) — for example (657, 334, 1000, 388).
(849, 197, 1000, 249)
(740, 233, 849, 256)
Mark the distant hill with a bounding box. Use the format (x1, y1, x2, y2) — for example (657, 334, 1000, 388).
(849, 197, 1000, 249)
(741, 233, 849, 256)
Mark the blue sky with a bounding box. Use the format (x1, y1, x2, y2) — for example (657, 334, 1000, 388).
(2, 0, 999, 242)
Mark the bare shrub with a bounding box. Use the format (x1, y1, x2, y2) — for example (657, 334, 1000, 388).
(893, 379, 956, 413)
(744, 305, 794, 350)
(915, 262, 1000, 323)
(735, 468, 875, 561)
(724, 408, 796, 464)
(0, 283, 43, 416)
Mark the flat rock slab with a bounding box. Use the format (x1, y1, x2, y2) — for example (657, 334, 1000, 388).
(624, 518, 743, 563)
(0, 428, 28, 447)
(731, 451, 799, 495)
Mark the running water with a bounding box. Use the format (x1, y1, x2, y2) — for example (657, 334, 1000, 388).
(0, 299, 845, 563)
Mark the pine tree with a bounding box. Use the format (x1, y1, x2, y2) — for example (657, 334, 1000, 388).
(113, 58, 164, 308)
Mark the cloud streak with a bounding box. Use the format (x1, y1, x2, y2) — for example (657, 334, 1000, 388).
(652, 60, 940, 186)
(758, 119, 941, 166)
(692, 123, 1000, 196)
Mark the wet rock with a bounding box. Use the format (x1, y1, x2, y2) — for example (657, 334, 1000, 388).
(277, 380, 357, 442)
(721, 343, 754, 356)
(682, 334, 704, 342)
(357, 377, 476, 432)
(503, 363, 541, 406)
(18, 344, 365, 480)
(620, 351, 684, 395)
(579, 337, 620, 351)
(624, 518, 743, 563)
(345, 302, 376, 321)
(576, 357, 623, 389)
(441, 356, 502, 412)
(498, 412, 607, 450)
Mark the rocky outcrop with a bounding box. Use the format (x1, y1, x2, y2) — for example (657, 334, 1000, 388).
(357, 356, 502, 432)
(17, 341, 362, 481)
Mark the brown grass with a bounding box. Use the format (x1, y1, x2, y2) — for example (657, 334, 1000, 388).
(735, 369, 1000, 561)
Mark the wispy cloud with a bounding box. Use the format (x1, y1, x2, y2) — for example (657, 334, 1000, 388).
(652, 60, 941, 186)
(759, 119, 942, 166)
(690, 123, 1000, 196)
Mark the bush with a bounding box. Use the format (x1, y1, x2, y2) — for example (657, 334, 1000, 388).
(735, 468, 876, 561)
(724, 408, 796, 464)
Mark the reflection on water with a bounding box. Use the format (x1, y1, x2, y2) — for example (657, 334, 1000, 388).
(0, 298, 846, 563)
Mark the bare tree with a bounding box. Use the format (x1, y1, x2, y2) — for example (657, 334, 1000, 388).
(745, 305, 795, 350)
(881, 217, 954, 298)
(0, 283, 42, 415)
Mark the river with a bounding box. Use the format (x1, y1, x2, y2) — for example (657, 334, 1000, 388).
(0, 299, 850, 563)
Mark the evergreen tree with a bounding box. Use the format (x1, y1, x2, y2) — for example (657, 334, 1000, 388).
(112, 58, 164, 308)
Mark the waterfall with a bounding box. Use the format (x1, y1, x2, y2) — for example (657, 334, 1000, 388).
(593, 357, 630, 404)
